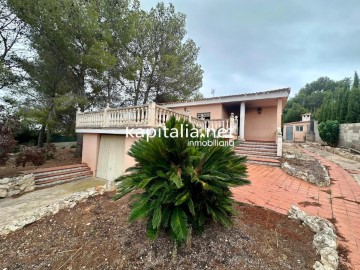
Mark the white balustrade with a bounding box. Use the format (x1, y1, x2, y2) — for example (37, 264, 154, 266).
(76, 103, 238, 136)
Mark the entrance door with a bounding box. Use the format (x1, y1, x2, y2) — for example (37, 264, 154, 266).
(96, 135, 125, 181)
(286, 126, 293, 141)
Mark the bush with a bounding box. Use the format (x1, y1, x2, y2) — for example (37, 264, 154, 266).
(45, 143, 57, 159)
(114, 117, 249, 244)
(15, 146, 46, 167)
(0, 125, 17, 165)
(318, 120, 340, 147)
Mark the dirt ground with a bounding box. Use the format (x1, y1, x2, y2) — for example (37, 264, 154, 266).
(0, 148, 81, 178)
(0, 192, 320, 270)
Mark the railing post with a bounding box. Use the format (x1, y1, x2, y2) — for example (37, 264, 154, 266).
(277, 127, 283, 157)
(187, 111, 192, 123)
(76, 107, 81, 128)
(148, 102, 156, 126)
(230, 113, 235, 134)
(103, 105, 110, 127)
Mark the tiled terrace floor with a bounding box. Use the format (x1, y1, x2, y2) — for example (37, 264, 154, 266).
(232, 148, 360, 269)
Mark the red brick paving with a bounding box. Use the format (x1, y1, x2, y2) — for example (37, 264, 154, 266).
(232, 148, 360, 269)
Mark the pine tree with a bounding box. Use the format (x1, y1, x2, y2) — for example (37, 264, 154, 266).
(353, 71, 359, 89)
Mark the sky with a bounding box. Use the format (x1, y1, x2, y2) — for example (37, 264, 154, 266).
(141, 0, 360, 98)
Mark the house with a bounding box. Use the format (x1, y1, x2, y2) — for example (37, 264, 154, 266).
(283, 113, 311, 142)
(75, 88, 290, 181)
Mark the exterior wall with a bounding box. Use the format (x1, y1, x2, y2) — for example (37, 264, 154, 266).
(82, 133, 101, 176)
(124, 136, 139, 170)
(314, 121, 323, 143)
(169, 103, 225, 119)
(339, 123, 360, 151)
(283, 122, 310, 142)
(244, 106, 277, 142)
(293, 122, 309, 142)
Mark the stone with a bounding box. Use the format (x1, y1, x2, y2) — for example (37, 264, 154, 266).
(8, 189, 21, 197)
(288, 205, 338, 270)
(320, 247, 339, 270)
(0, 189, 8, 198)
(0, 178, 11, 184)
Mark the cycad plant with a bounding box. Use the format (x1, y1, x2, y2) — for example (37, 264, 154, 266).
(114, 116, 249, 243)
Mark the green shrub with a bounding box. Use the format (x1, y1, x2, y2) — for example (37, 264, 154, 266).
(114, 116, 249, 244)
(318, 120, 340, 147)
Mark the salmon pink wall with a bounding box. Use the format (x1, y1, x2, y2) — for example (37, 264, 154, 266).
(244, 107, 277, 142)
(82, 133, 100, 175)
(169, 103, 225, 119)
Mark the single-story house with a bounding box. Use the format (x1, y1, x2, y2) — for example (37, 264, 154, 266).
(283, 113, 311, 142)
(75, 88, 290, 181)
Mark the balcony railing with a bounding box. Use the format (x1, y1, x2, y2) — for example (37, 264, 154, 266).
(76, 102, 238, 135)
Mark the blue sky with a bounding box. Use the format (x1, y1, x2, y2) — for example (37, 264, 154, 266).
(141, 0, 360, 97)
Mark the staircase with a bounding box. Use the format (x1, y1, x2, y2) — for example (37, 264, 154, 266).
(234, 141, 281, 167)
(22, 163, 93, 188)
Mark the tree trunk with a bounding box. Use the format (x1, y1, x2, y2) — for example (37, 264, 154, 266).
(74, 69, 85, 158)
(37, 125, 45, 147)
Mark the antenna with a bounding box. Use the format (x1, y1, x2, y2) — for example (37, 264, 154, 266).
(211, 89, 215, 97)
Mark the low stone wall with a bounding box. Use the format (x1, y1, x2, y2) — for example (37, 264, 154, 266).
(289, 205, 338, 270)
(0, 185, 110, 235)
(339, 123, 360, 151)
(306, 142, 360, 163)
(0, 174, 35, 198)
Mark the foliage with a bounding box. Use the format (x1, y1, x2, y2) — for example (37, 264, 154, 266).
(114, 117, 249, 243)
(14, 143, 56, 167)
(0, 125, 17, 165)
(15, 145, 46, 167)
(318, 120, 339, 147)
(282, 101, 307, 123)
(284, 73, 360, 125)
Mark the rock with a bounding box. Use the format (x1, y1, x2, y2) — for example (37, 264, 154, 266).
(7, 189, 20, 197)
(288, 205, 338, 270)
(320, 247, 339, 270)
(0, 178, 11, 184)
(0, 188, 8, 198)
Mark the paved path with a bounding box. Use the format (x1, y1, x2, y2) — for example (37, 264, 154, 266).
(232, 149, 360, 269)
(304, 145, 360, 185)
(0, 177, 106, 229)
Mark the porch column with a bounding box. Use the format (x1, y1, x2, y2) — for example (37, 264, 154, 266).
(276, 98, 283, 156)
(276, 98, 283, 129)
(239, 101, 245, 141)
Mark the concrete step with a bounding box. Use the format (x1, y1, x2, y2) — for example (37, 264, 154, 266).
(246, 157, 281, 167)
(22, 163, 93, 188)
(236, 144, 277, 149)
(22, 163, 89, 177)
(36, 172, 93, 188)
(234, 147, 277, 153)
(241, 141, 276, 146)
(236, 152, 279, 159)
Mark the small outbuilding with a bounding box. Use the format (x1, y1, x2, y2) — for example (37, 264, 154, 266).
(283, 113, 311, 142)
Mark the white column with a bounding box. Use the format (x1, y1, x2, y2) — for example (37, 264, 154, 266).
(239, 102, 245, 141)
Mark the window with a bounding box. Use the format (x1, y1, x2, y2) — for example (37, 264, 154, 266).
(197, 112, 211, 120)
(296, 125, 304, 132)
